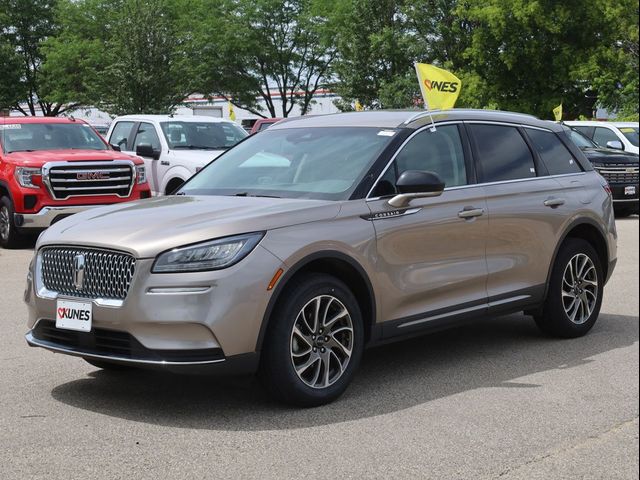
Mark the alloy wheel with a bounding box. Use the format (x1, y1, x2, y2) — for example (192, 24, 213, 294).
(290, 294, 354, 389)
(562, 253, 598, 325)
(0, 205, 10, 241)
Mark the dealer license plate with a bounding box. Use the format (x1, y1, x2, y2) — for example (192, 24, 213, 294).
(625, 186, 636, 196)
(56, 299, 92, 332)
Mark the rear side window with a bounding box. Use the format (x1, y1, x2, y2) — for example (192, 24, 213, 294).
(469, 124, 536, 182)
(525, 128, 582, 175)
(109, 121, 134, 150)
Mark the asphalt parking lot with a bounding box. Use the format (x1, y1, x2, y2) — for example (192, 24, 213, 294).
(0, 218, 638, 480)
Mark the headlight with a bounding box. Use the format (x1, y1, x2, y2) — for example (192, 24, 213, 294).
(15, 167, 41, 188)
(152, 232, 264, 273)
(135, 165, 147, 184)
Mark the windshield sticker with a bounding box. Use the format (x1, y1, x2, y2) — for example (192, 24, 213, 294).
(377, 130, 396, 136)
(0, 124, 21, 130)
(619, 127, 636, 133)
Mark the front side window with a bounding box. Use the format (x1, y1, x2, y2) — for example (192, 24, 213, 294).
(371, 125, 467, 197)
(526, 128, 582, 175)
(617, 126, 639, 147)
(109, 121, 134, 150)
(179, 127, 396, 200)
(1, 123, 108, 153)
(160, 121, 247, 150)
(133, 122, 161, 151)
(593, 127, 620, 146)
(470, 124, 536, 182)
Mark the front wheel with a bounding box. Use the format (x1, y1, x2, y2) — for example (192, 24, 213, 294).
(260, 273, 364, 407)
(0, 196, 27, 249)
(535, 238, 604, 338)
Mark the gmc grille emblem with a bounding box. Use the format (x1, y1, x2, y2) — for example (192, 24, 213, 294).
(73, 254, 86, 291)
(77, 171, 110, 181)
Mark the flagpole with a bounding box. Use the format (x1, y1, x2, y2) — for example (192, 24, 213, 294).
(414, 63, 437, 132)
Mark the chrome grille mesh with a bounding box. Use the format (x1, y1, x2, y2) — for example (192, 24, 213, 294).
(40, 247, 136, 300)
(46, 162, 134, 199)
(595, 164, 639, 184)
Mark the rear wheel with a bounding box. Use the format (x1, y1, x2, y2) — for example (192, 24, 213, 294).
(0, 196, 27, 249)
(260, 273, 364, 407)
(535, 238, 603, 338)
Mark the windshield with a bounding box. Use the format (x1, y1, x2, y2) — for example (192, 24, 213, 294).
(0, 122, 108, 153)
(567, 127, 597, 149)
(179, 127, 397, 200)
(617, 126, 639, 147)
(160, 121, 247, 150)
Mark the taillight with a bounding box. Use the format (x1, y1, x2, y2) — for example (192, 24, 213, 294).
(603, 184, 612, 196)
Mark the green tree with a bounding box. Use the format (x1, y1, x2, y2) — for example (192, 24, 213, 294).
(42, 0, 194, 115)
(0, 0, 75, 115)
(186, 0, 337, 117)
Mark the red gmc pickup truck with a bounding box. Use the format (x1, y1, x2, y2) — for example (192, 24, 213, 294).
(0, 117, 151, 248)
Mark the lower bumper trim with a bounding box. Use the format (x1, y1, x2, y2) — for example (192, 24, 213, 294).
(17, 205, 103, 229)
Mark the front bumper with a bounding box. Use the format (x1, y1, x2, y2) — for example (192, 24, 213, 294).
(24, 244, 284, 373)
(16, 205, 102, 229)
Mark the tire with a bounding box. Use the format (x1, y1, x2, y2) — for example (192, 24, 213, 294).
(84, 358, 134, 371)
(260, 273, 364, 407)
(534, 238, 604, 338)
(0, 196, 27, 249)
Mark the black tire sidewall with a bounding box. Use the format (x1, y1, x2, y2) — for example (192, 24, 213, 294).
(0, 196, 21, 249)
(540, 238, 604, 337)
(261, 273, 364, 406)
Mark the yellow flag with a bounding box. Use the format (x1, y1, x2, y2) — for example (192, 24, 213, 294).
(228, 101, 236, 121)
(354, 100, 363, 112)
(553, 103, 562, 121)
(415, 63, 461, 110)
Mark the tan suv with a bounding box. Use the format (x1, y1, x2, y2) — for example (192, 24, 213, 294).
(24, 110, 617, 406)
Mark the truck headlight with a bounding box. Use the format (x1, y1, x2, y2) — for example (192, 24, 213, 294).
(135, 165, 147, 184)
(15, 167, 42, 189)
(152, 232, 264, 273)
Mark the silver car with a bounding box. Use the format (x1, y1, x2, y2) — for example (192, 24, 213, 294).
(25, 110, 617, 406)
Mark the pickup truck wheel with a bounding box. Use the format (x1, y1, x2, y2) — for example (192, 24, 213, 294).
(260, 273, 364, 407)
(0, 196, 26, 249)
(534, 238, 603, 338)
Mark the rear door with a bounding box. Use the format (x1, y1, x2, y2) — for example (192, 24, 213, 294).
(367, 124, 489, 336)
(467, 123, 578, 312)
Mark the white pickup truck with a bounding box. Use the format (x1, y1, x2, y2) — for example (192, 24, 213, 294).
(106, 115, 248, 195)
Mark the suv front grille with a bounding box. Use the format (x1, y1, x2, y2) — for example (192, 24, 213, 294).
(595, 164, 639, 184)
(40, 247, 136, 300)
(45, 162, 134, 199)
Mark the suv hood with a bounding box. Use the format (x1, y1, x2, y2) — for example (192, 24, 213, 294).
(4, 149, 141, 166)
(38, 195, 341, 258)
(581, 147, 639, 165)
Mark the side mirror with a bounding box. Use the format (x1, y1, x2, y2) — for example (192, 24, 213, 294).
(110, 143, 121, 152)
(388, 170, 445, 208)
(606, 140, 624, 150)
(136, 143, 160, 160)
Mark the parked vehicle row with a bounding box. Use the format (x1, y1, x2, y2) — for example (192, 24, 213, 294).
(566, 121, 639, 155)
(24, 109, 618, 406)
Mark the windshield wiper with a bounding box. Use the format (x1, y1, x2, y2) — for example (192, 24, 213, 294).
(232, 192, 280, 198)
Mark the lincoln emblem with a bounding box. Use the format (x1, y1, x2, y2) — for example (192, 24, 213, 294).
(73, 254, 86, 290)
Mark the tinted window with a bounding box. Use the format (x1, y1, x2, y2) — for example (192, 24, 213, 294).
(593, 127, 619, 146)
(109, 121, 134, 150)
(572, 126, 594, 139)
(526, 128, 581, 175)
(372, 125, 467, 197)
(160, 121, 247, 149)
(470, 124, 536, 182)
(133, 122, 161, 151)
(617, 126, 639, 147)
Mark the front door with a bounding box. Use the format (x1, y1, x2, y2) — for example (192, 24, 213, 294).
(367, 124, 489, 336)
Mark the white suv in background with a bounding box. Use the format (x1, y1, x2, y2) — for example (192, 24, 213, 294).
(106, 115, 248, 195)
(565, 121, 639, 155)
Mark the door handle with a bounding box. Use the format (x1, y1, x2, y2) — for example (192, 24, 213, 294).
(458, 207, 485, 219)
(544, 197, 565, 208)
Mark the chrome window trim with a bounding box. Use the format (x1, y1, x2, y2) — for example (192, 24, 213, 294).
(42, 160, 136, 199)
(366, 119, 591, 202)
